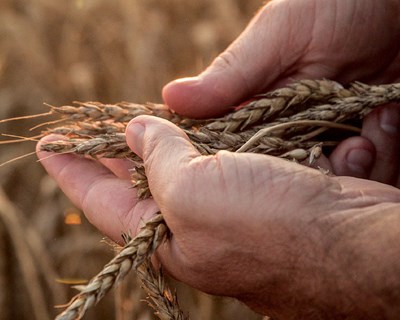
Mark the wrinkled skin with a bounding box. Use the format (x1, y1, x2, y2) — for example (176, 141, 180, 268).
(164, 0, 400, 186)
(37, 0, 400, 319)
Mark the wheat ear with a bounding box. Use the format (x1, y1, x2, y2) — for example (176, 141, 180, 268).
(55, 213, 168, 320)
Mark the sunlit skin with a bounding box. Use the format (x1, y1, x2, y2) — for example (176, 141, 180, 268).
(37, 0, 400, 318)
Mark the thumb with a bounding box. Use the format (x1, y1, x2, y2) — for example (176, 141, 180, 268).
(126, 115, 201, 211)
(162, 1, 313, 118)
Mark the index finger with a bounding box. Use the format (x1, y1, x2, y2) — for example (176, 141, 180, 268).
(36, 136, 159, 243)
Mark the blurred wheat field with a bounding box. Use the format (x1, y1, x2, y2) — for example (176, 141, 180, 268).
(0, 0, 264, 319)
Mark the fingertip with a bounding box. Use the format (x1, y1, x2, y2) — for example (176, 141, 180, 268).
(36, 135, 82, 185)
(162, 77, 203, 118)
(126, 119, 146, 158)
(126, 115, 200, 208)
(162, 75, 235, 118)
(362, 104, 400, 184)
(330, 137, 375, 178)
(126, 115, 195, 161)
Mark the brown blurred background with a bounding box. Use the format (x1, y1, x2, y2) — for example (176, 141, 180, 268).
(0, 0, 264, 319)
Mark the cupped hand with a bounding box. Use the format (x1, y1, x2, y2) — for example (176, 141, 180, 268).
(163, 0, 400, 118)
(162, 0, 400, 187)
(37, 115, 400, 319)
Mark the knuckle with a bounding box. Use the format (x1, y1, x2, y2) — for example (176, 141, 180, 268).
(212, 50, 240, 71)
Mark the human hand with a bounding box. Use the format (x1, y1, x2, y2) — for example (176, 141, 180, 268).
(163, 0, 400, 118)
(163, 0, 400, 186)
(37, 115, 400, 319)
(330, 104, 400, 186)
(162, 0, 400, 186)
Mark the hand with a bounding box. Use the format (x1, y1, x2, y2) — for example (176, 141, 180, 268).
(37, 116, 400, 319)
(330, 104, 400, 186)
(162, 0, 400, 186)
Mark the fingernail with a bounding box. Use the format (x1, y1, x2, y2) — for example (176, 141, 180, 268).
(127, 122, 145, 157)
(380, 107, 400, 134)
(346, 148, 374, 176)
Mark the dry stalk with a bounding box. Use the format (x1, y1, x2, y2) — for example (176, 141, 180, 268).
(0, 188, 64, 320)
(0, 188, 55, 320)
(29, 79, 400, 320)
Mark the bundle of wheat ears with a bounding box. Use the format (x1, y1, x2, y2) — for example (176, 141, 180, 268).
(4, 79, 400, 320)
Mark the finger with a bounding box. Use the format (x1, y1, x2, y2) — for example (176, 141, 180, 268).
(125, 115, 205, 280)
(329, 136, 375, 179)
(125, 115, 338, 290)
(162, 1, 314, 118)
(99, 158, 136, 180)
(125, 115, 201, 213)
(36, 136, 158, 243)
(362, 105, 400, 185)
